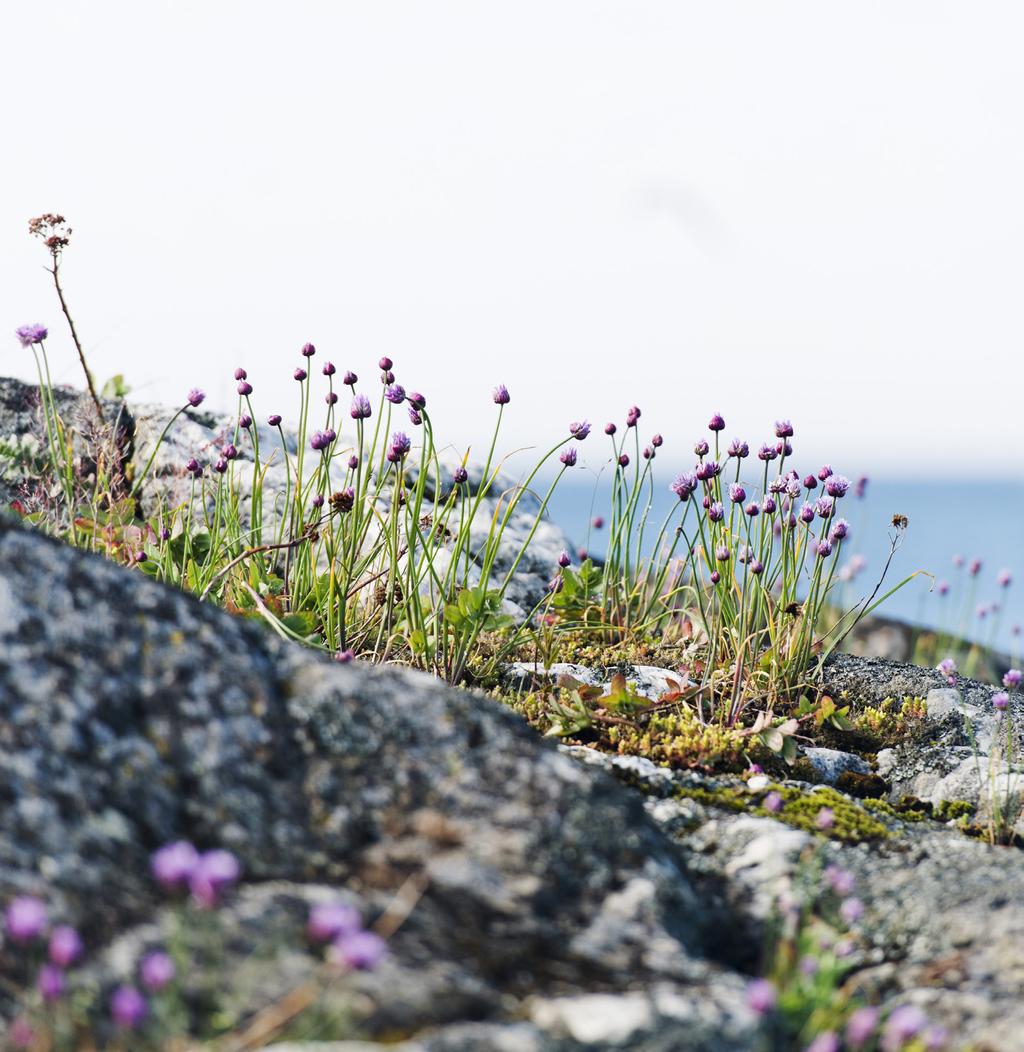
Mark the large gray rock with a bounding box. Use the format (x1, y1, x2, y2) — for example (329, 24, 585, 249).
(0, 515, 756, 1050)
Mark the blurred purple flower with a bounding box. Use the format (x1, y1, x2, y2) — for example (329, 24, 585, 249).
(5, 896, 48, 944)
(111, 986, 148, 1029)
(141, 951, 176, 992)
(38, 965, 65, 1003)
(15, 324, 48, 346)
(746, 978, 776, 1015)
(187, 388, 206, 408)
(189, 849, 240, 908)
(308, 902, 362, 943)
(48, 925, 83, 967)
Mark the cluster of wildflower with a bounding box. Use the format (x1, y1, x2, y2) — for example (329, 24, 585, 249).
(306, 901, 387, 971)
(746, 860, 948, 1051)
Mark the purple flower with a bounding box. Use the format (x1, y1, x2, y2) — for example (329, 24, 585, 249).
(237, 380, 253, 396)
(745, 501, 760, 518)
(817, 540, 833, 558)
(222, 443, 238, 460)
(746, 978, 776, 1015)
(993, 691, 1009, 712)
(152, 841, 199, 891)
(294, 367, 307, 382)
(185, 458, 202, 477)
(774, 419, 793, 438)
(111, 986, 148, 1030)
(386, 431, 412, 463)
(408, 391, 426, 409)
(881, 1005, 928, 1051)
(846, 1006, 880, 1048)
(695, 460, 721, 481)
(569, 420, 591, 441)
(799, 503, 815, 524)
(347, 454, 359, 470)
(642, 445, 654, 460)
(351, 394, 372, 419)
(8, 1017, 35, 1049)
(727, 438, 749, 458)
(708, 501, 725, 522)
(840, 897, 864, 924)
(408, 407, 422, 425)
(234, 367, 247, 380)
(492, 384, 511, 405)
(48, 925, 83, 967)
(559, 448, 578, 467)
(824, 865, 856, 897)
(670, 472, 697, 500)
(968, 557, 982, 577)
(326, 391, 338, 405)
(239, 414, 252, 429)
(592, 516, 604, 529)
(308, 902, 362, 943)
(5, 896, 48, 944)
(381, 369, 395, 383)
(618, 453, 630, 468)
(141, 951, 176, 992)
(815, 807, 835, 830)
(750, 559, 764, 575)
(815, 496, 835, 519)
(728, 484, 746, 504)
(385, 384, 406, 404)
(15, 324, 48, 346)
(764, 792, 784, 813)
(708, 412, 725, 432)
(855, 475, 869, 498)
(310, 430, 331, 451)
(651, 433, 663, 448)
(761, 495, 777, 515)
(335, 649, 355, 663)
(626, 405, 641, 427)
(758, 443, 778, 462)
(329, 929, 387, 971)
(1003, 669, 1022, 689)
(817, 464, 833, 481)
(825, 474, 850, 498)
(453, 466, 469, 485)
(343, 370, 358, 385)
(301, 342, 316, 357)
(694, 439, 710, 457)
(802, 474, 817, 490)
(829, 519, 850, 542)
(558, 550, 571, 568)
(997, 568, 1012, 588)
(709, 570, 720, 584)
(189, 849, 240, 908)
(604, 422, 617, 435)
(38, 965, 65, 1003)
(805, 1033, 840, 1052)
(311, 494, 324, 508)
(715, 545, 730, 563)
(268, 414, 282, 427)
(378, 356, 393, 370)
(323, 361, 336, 376)
(187, 388, 206, 408)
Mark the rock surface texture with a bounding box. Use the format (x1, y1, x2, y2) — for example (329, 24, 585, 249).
(0, 516, 756, 1050)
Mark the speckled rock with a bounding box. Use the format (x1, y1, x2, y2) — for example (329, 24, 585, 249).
(0, 515, 757, 1050)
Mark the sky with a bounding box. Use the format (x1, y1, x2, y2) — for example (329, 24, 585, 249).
(2, 1, 1023, 479)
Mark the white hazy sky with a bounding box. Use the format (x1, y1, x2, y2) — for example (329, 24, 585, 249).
(3, 1, 1022, 478)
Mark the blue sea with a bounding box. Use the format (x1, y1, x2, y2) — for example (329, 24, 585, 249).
(543, 478, 1024, 657)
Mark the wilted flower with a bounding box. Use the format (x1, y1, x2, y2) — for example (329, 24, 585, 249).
(15, 324, 48, 347)
(569, 420, 591, 440)
(111, 986, 148, 1029)
(187, 388, 206, 408)
(330, 488, 355, 513)
(493, 384, 511, 405)
(351, 395, 373, 419)
(141, 951, 176, 992)
(5, 896, 48, 944)
(559, 448, 577, 467)
(708, 412, 725, 431)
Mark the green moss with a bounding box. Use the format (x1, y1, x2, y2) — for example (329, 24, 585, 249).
(673, 783, 890, 843)
(848, 695, 928, 748)
(935, 799, 974, 821)
(861, 797, 926, 822)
